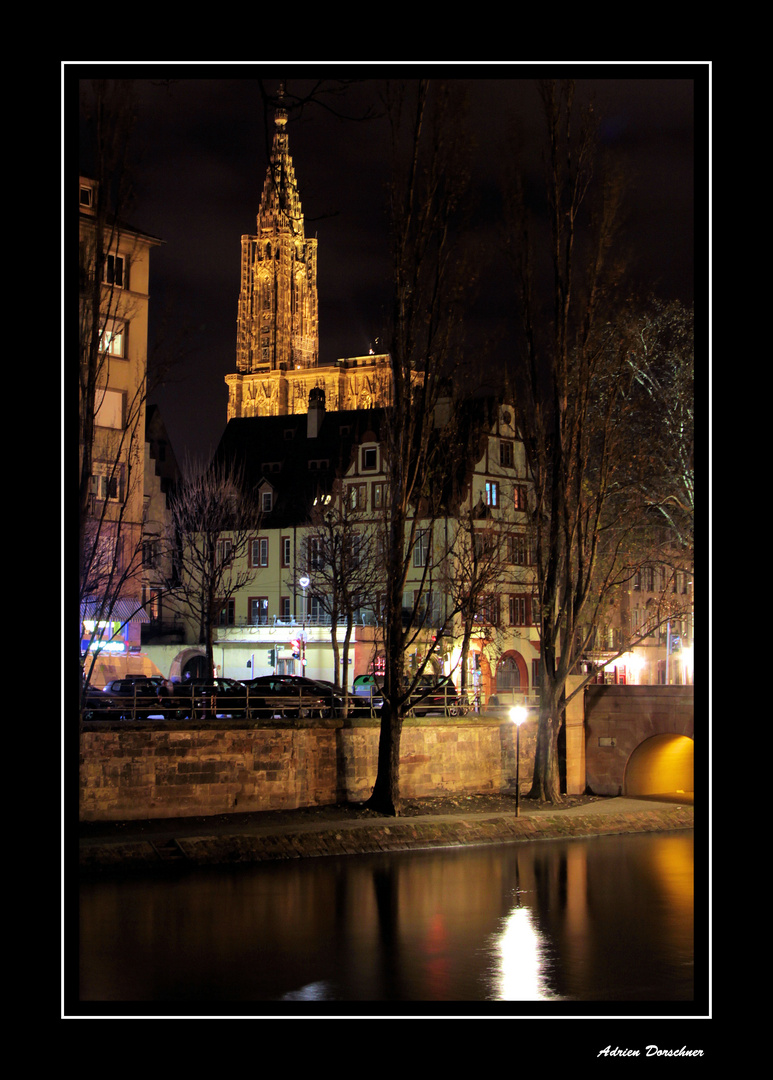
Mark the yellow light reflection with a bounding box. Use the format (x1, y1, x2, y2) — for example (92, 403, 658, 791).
(490, 906, 563, 1000)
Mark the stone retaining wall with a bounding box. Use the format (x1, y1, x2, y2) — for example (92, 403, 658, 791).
(79, 716, 537, 822)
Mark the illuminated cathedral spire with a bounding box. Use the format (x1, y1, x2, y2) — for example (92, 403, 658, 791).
(225, 86, 393, 422)
(234, 87, 318, 380)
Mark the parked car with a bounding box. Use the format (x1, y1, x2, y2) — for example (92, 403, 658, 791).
(408, 676, 467, 717)
(165, 678, 251, 719)
(240, 676, 328, 719)
(296, 678, 348, 715)
(81, 685, 113, 720)
(352, 674, 384, 710)
(98, 678, 168, 721)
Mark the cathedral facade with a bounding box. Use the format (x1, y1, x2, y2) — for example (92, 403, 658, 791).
(226, 90, 392, 421)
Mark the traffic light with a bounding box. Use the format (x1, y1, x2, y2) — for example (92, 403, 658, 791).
(291, 639, 301, 659)
(267, 648, 276, 666)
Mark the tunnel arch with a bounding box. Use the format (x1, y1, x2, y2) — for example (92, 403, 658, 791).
(624, 733, 694, 797)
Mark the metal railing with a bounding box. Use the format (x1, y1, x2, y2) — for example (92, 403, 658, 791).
(82, 683, 532, 721)
(485, 689, 540, 710)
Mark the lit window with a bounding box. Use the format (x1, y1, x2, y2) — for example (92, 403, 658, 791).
(94, 387, 124, 430)
(100, 319, 125, 357)
(485, 481, 499, 507)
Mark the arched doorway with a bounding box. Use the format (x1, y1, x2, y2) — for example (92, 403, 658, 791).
(183, 654, 209, 680)
(624, 734, 694, 797)
(169, 649, 209, 682)
(495, 651, 528, 695)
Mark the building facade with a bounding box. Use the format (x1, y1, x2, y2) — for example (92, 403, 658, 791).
(153, 393, 542, 703)
(79, 175, 162, 682)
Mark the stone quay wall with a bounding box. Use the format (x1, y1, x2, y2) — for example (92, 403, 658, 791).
(79, 716, 538, 822)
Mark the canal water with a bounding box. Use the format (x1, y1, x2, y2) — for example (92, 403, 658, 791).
(78, 831, 694, 1008)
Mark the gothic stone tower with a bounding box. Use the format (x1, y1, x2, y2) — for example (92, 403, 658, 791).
(226, 89, 393, 421)
(226, 90, 319, 420)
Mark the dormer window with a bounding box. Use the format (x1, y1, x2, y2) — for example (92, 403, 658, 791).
(361, 446, 378, 471)
(261, 491, 273, 513)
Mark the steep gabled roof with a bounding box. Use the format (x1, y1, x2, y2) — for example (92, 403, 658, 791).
(212, 407, 387, 529)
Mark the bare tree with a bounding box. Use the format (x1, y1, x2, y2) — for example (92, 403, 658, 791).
(622, 297, 694, 548)
(366, 80, 475, 816)
(503, 80, 694, 801)
(292, 484, 383, 696)
(441, 502, 509, 699)
(163, 458, 263, 677)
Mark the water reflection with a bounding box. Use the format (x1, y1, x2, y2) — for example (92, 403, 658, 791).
(79, 831, 693, 1004)
(490, 906, 565, 1000)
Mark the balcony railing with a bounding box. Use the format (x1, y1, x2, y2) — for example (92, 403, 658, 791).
(216, 612, 380, 635)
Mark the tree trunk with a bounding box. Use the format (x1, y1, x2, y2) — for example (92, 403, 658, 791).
(528, 706, 562, 802)
(529, 668, 564, 802)
(366, 700, 404, 816)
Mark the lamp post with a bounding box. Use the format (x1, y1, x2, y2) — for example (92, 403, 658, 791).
(510, 706, 527, 817)
(299, 575, 310, 669)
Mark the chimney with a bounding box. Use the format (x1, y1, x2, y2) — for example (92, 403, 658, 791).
(307, 387, 325, 438)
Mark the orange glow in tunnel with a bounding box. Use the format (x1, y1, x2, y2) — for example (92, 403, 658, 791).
(624, 734, 694, 796)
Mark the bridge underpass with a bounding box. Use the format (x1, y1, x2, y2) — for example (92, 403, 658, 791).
(582, 685, 694, 798)
(624, 733, 694, 799)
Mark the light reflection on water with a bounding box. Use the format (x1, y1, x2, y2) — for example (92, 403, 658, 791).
(78, 831, 693, 1005)
(489, 906, 566, 1001)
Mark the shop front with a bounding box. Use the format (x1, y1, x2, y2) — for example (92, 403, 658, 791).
(80, 598, 153, 687)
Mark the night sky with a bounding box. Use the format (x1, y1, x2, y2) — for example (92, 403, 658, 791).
(74, 64, 702, 465)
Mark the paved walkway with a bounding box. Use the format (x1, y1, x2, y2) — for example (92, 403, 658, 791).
(79, 795, 694, 872)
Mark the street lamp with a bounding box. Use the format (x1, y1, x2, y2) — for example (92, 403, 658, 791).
(299, 575, 310, 669)
(510, 706, 527, 817)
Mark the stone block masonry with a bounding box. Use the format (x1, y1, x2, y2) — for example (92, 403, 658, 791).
(79, 717, 537, 822)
